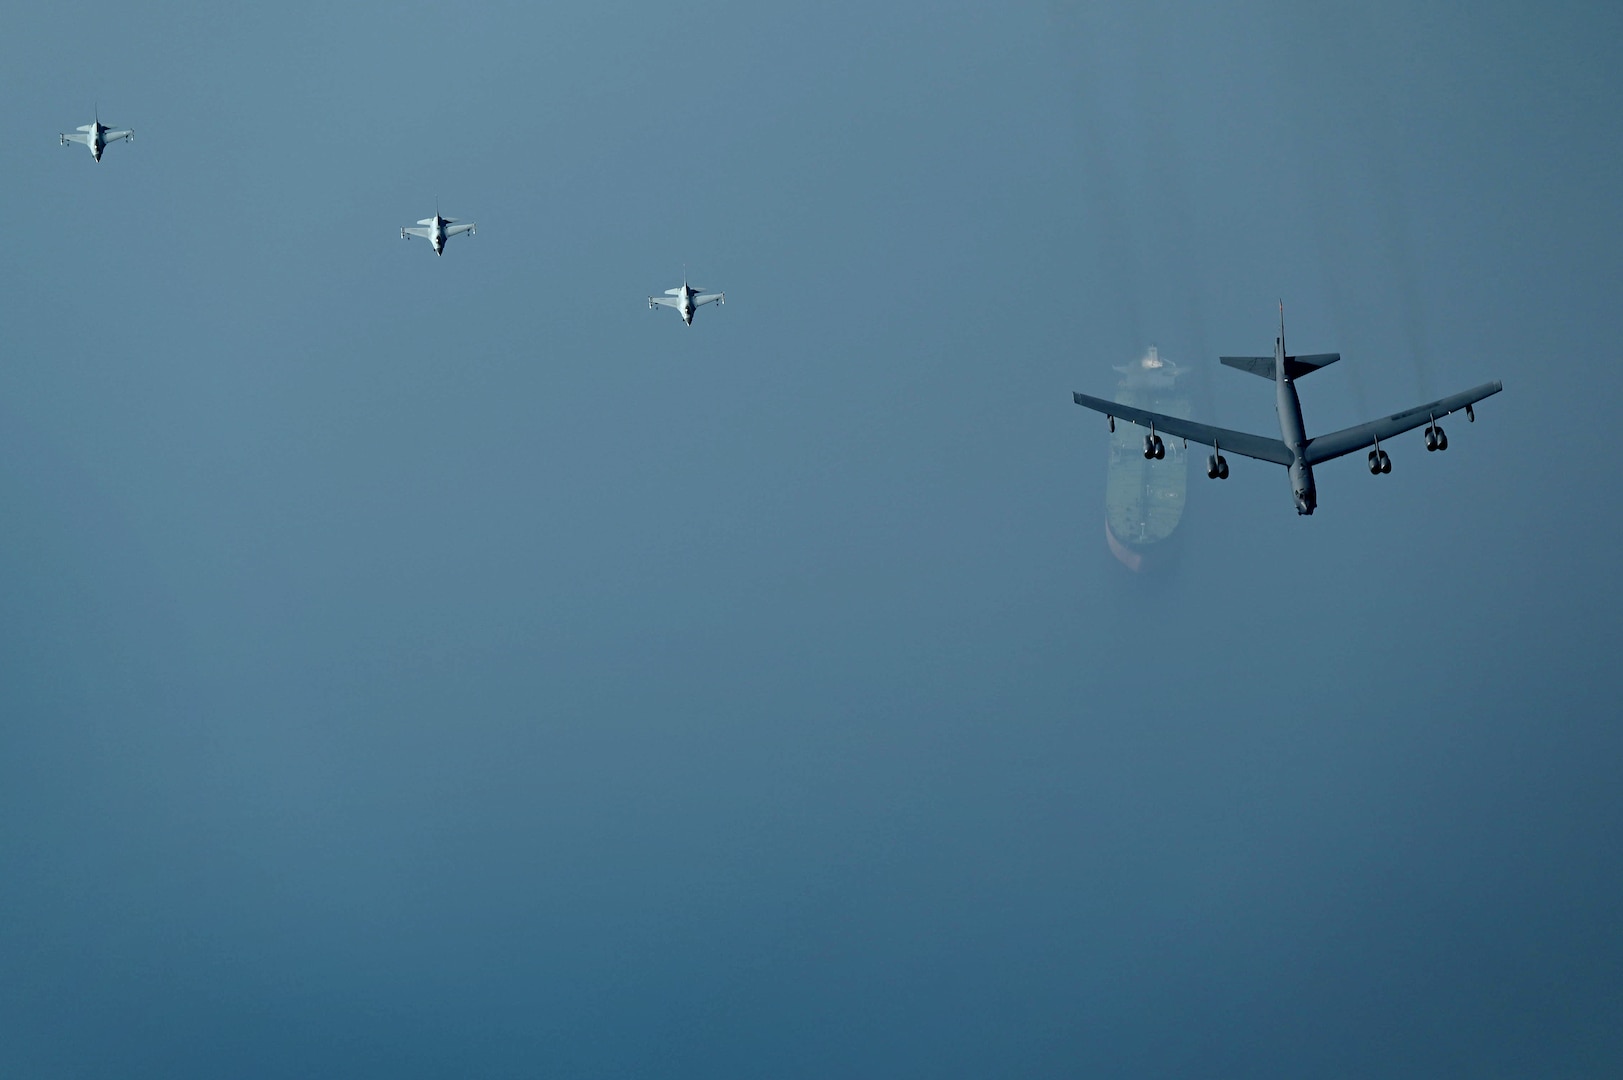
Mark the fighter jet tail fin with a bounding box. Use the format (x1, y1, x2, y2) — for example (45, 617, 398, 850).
(1220, 353, 1341, 380)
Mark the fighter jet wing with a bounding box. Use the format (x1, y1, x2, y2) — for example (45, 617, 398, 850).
(60, 132, 92, 145)
(693, 292, 724, 307)
(445, 223, 475, 237)
(103, 129, 133, 142)
(649, 296, 682, 309)
(1301, 381, 1503, 465)
(401, 226, 434, 239)
(1072, 391, 1293, 465)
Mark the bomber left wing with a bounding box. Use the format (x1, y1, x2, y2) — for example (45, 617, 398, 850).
(1302, 381, 1503, 465)
(1072, 392, 1292, 465)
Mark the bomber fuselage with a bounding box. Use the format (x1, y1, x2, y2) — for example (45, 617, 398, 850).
(1273, 330, 1318, 515)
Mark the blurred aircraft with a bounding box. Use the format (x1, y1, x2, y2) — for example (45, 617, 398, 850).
(1072, 304, 1503, 515)
(648, 280, 725, 325)
(59, 108, 133, 162)
(401, 204, 475, 256)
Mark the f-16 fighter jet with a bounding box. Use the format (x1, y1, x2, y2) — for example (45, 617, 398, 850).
(401, 206, 475, 256)
(1072, 304, 1503, 515)
(60, 109, 133, 162)
(648, 280, 725, 325)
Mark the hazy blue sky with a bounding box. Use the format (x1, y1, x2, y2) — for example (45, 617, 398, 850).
(4, 2, 1621, 1076)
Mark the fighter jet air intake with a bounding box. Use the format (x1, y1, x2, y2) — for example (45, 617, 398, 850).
(1071, 305, 1503, 515)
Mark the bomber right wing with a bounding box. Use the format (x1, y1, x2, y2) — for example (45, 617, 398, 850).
(1302, 381, 1503, 465)
(1072, 392, 1292, 465)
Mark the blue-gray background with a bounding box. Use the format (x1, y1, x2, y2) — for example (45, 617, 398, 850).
(3, 2, 1621, 1076)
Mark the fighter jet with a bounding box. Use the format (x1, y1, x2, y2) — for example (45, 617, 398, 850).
(401, 205, 475, 256)
(1072, 305, 1503, 515)
(59, 108, 133, 162)
(648, 280, 725, 325)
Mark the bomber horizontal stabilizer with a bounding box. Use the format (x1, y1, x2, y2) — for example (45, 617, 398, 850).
(1285, 352, 1340, 377)
(1220, 353, 1341, 380)
(1220, 355, 1275, 379)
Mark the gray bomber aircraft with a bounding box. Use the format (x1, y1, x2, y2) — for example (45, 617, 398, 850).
(1072, 306, 1503, 515)
(59, 109, 133, 162)
(648, 280, 725, 325)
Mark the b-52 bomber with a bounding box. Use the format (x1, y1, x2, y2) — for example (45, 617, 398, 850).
(1072, 305, 1502, 515)
(401, 205, 475, 256)
(648, 280, 725, 325)
(59, 109, 133, 162)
